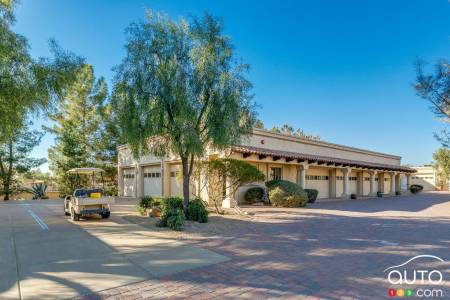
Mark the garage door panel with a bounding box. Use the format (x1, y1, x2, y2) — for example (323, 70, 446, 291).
(305, 170, 329, 199)
(123, 169, 136, 197)
(143, 166, 162, 197)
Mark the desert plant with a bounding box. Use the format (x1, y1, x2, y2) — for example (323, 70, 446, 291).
(410, 184, 423, 194)
(159, 208, 185, 230)
(139, 196, 153, 209)
(162, 197, 184, 211)
(244, 187, 265, 204)
(187, 198, 208, 223)
(31, 183, 47, 200)
(304, 189, 319, 203)
(265, 180, 308, 208)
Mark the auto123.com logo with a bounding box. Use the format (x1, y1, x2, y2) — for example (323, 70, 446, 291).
(384, 255, 446, 298)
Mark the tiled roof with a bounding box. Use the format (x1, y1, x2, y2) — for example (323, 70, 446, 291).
(231, 145, 416, 173)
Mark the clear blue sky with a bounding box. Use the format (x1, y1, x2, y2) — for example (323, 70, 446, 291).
(13, 0, 449, 172)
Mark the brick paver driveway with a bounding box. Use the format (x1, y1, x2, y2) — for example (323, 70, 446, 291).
(82, 192, 450, 300)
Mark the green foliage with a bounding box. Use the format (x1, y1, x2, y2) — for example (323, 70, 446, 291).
(410, 184, 423, 194)
(31, 183, 47, 200)
(195, 158, 265, 213)
(304, 189, 319, 203)
(265, 180, 308, 208)
(415, 60, 449, 147)
(0, 122, 45, 200)
(244, 187, 265, 204)
(162, 197, 184, 211)
(187, 198, 208, 223)
(377, 191, 383, 197)
(433, 148, 450, 185)
(159, 208, 185, 230)
(112, 11, 256, 208)
(137, 196, 154, 214)
(47, 64, 120, 195)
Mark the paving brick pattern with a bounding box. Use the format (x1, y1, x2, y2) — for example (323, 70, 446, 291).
(80, 192, 450, 300)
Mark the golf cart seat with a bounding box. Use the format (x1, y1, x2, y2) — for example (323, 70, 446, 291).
(74, 188, 103, 198)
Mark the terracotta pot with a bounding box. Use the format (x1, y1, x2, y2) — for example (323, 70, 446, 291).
(151, 207, 161, 217)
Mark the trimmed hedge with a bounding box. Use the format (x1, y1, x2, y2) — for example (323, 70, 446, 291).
(187, 198, 208, 223)
(304, 189, 319, 203)
(410, 184, 423, 194)
(244, 187, 265, 204)
(162, 197, 184, 211)
(265, 180, 308, 208)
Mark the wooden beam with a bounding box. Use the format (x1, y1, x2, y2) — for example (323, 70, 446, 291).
(307, 160, 315, 164)
(297, 159, 305, 163)
(258, 154, 266, 160)
(285, 157, 294, 162)
(317, 161, 325, 165)
(273, 156, 281, 161)
(326, 162, 334, 166)
(242, 153, 251, 158)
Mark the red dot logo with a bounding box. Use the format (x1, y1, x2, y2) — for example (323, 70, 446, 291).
(388, 289, 396, 297)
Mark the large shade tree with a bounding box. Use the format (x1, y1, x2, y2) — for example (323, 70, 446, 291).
(415, 60, 450, 147)
(113, 12, 256, 209)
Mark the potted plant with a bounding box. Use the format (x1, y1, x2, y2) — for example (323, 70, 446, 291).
(350, 194, 357, 199)
(395, 191, 401, 196)
(377, 191, 383, 197)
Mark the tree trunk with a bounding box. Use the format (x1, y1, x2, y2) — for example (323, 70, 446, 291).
(181, 156, 190, 211)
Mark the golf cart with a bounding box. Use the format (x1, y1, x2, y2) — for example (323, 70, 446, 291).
(64, 168, 115, 221)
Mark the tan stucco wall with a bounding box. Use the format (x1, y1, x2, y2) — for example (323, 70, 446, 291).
(241, 128, 401, 166)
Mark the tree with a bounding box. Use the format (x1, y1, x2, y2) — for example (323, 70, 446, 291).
(254, 121, 321, 141)
(0, 0, 83, 145)
(433, 148, 450, 188)
(193, 158, 265, 213)
(0, 123, 45, 200)
(113, 12, 256, 210)
(415, 60, 450, 147)
(47, 64, 110, 195)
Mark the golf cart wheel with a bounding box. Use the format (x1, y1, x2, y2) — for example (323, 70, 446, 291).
(71, 208, 80, 221)
(64, 210, 70, 216)
(100, 211, 110, 219)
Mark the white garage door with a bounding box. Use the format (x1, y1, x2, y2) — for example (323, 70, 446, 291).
(305, 173, 329, 199)
(143, 166, 162, 197)
(123, 169, 136, 197)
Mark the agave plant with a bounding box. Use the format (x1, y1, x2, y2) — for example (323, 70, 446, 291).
(31, 183, 48, 200)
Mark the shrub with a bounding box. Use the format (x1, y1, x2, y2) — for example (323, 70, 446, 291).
(187, 198, 208, 223)
(159, 208, 184, 231)
(162, 197, 183, 211)
(139, 196, 153, 209)
(304, 189, 319, 203)
(410, 184, 423, 194)
(244, 187, 265, 204)
(265, 180, 308, 208)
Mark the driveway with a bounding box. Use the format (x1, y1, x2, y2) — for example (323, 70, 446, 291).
(82, 192, 450, 299)
(1, 193, 449, 300)
(0, 200, 227, 300)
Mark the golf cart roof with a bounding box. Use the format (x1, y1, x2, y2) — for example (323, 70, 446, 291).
(67, 168, 105, 174)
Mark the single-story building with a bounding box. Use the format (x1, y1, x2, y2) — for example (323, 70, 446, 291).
(411, 166, 449, 191)
(117, 128, 416, 205)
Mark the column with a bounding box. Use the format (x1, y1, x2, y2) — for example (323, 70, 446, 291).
(369, 171, 377, 196)
(136, 164, 143, 198)
(406, 174, 411, 191)
(163, 161, 171, 197)
(357, 171, 364, 196)
(390, 172, 396, 195)
(395, 173, 401, 193)
(329, 168, 337, 198)
(341, 168, 351, 198)
(118, 167, 124, 197)
(298, 164, 309, 189)
(222, 176, 234, 208)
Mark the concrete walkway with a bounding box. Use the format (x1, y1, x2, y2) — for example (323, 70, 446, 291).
(0, 200, 227, 300)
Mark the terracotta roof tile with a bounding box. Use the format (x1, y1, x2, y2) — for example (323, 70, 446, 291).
(231, 145, 416, 173)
